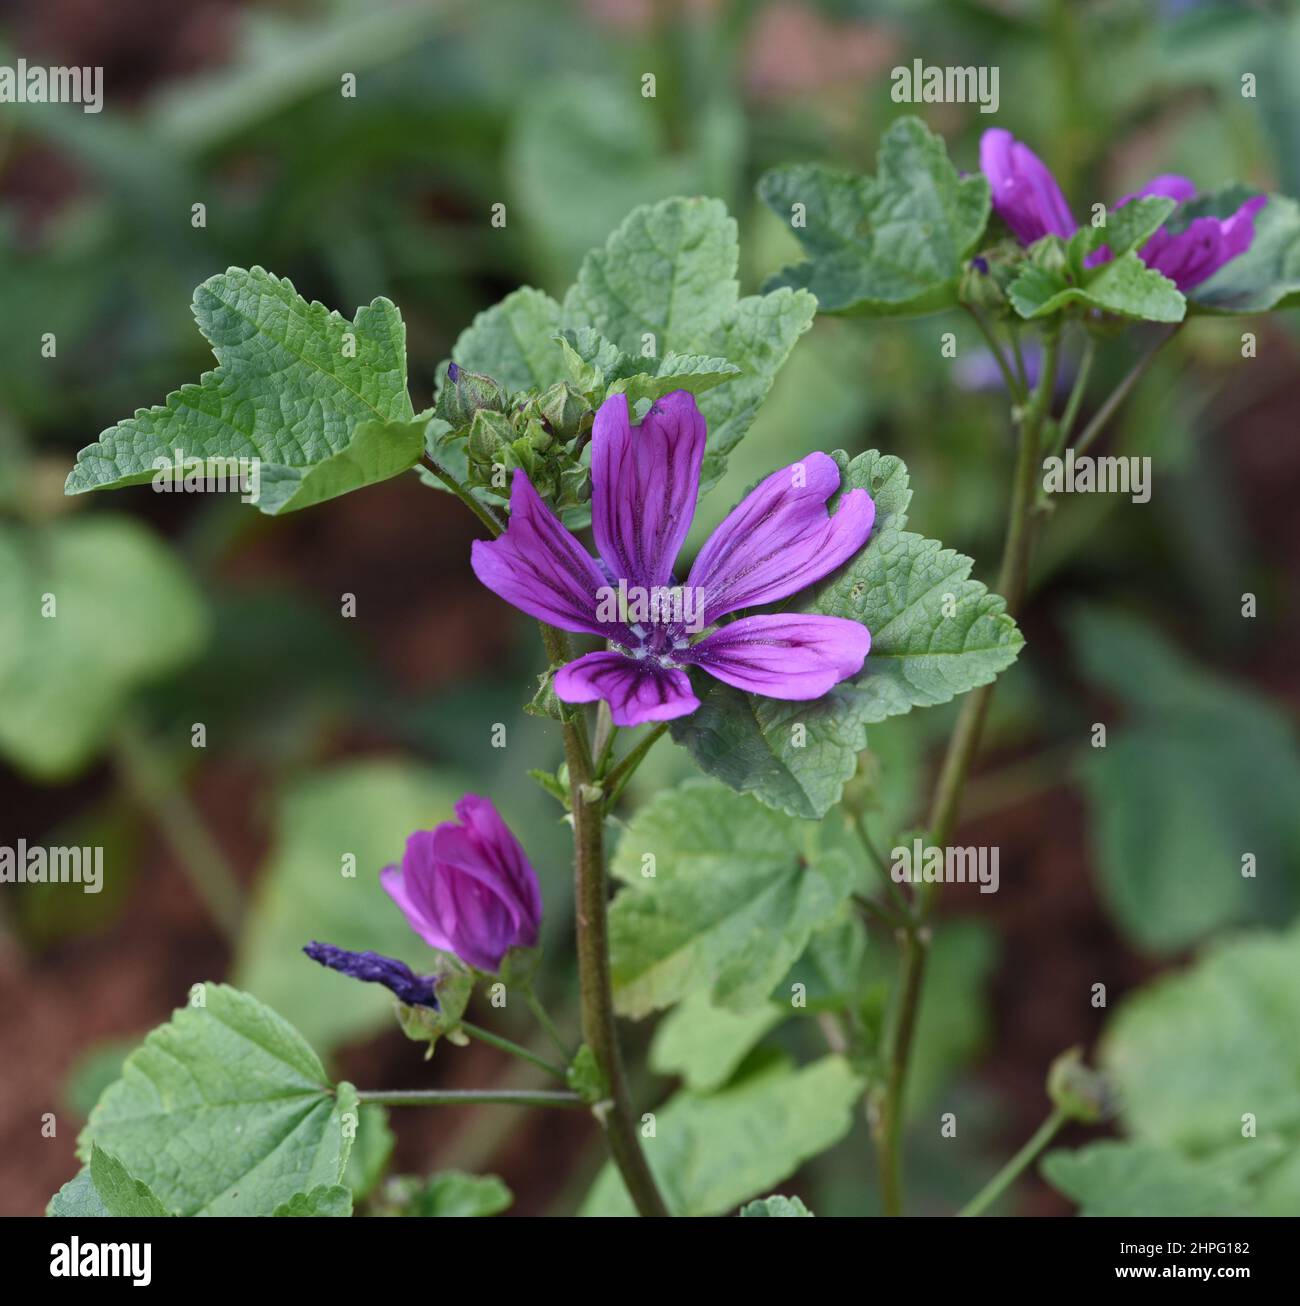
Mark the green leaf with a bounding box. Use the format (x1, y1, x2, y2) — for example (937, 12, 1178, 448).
(0, 516, 207, 780)
(65, 267, 417, 514)
(608, 779, 857, 1017)
(581, 1056, 862, 1216)
(1089, 197, 1177, 262)
(739, 1194, 813, 1217)
(344, 1104, 395, 1202)
(273, 1184, 353, 1217)
(672, 482, 1022, 819)
(377, 1171, 513, 1217)
(611, 352, 742, 406)
(1185, 186, 1300, 313)
(49, 1146, 173, 1217)
(77, 985, 357, 1216)
(758, 116, 991, 317)
(562, 196, 816, 490)
(1070, 607, 1300, 950)
(1102, 923, 1300, 1154)
(649, 991, 785, 1092)
(1008, 249, 1186, 322)
(1042, 1140, 1283, 1216)
(454, 287, 565, 394)
(235, 761, 463, 1052)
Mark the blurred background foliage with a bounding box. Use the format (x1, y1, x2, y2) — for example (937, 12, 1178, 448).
(1, 0, 1297, 1216)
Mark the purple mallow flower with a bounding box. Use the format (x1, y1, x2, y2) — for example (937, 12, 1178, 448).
(470, 391, 875, 727)
(303, 942, 440, 1008)
(381, 794, 542, 973)
(979, 128, 1265, 291)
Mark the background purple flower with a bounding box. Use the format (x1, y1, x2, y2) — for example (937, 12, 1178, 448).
(470, 391, 875, 726)
(979, 129, 1265, 291)
(381, 794, 541, 973)
(302, 942, 439, 1008)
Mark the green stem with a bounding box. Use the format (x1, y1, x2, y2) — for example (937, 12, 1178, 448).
(601, 722, 670, 811)
(524, 988, 574, 1061)
(461, 1021, 568, 1082)
(959, 1106, 1069, 1217)
(420, 453, 504, 537)
(356, 1088, 584, 1109)
(1051, 332, 1096, 456)
(112, 719, 244, 942)
(875, 327, 1062, 1216)
(964, 306, 1025, 404)
(539, 624, 670, 1217)
(1069, 327, 1178, 460)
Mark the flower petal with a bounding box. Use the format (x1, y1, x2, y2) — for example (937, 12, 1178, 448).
(1119, 174, 1197, 208)
(1141, 195, 1267, 291)
(470, 470, 611, 636)
(980, 128, 1076, 246)
(591, 390, 706, 590)
(686, 451, 874, 623)
(554, 650, 699, 727)
(447, 794, 541, 944)
(682, 614, 870, 699)
(381, 844, 455, 955)
(302, 942, 439, 1008)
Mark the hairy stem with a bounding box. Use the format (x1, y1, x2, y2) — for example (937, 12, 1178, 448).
(420, 453, 504, 537)
(876, 327, 1062, 1216)
(1070, 326, 1178, 460)
(959, 1106, 1069, 1217)
(356, 1088, 584, 1109)
(539, 624, 670, 1217)
(112, 718, 244, 941)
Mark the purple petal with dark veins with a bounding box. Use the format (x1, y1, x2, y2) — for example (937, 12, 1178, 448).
(682, 613, 871, 699)
(980, 128, 1077, 246)
(686, 452, 875, 624)
(591, 390, 706, 590)
(470, 470, 612, 637)
(553, 650, 699, 727)
(1140, 194, 1267, 291)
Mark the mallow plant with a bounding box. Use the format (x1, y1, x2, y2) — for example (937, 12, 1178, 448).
(50, 116, 1299, 1218)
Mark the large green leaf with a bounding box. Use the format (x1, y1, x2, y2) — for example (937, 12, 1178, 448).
(1070, 608, 1300, 951)
(1102, 923, 1300, 1154)
(49, 1146, 173, 1217)
(581, 1056, 862, 1216)
(1185, 186, 1300, 313)
(76, 985, 357, 1216)
(0, 516, 207, 779)
(1009, 250, 1186, 322)
(65, 266, 419, 514)
(608, 779, 858, 1017)
(1042, 1139, 1286, 1216)
(377, 1171, 513, 1217)
(453, 287, 566, 395)
(758, 116, 990, 317)
(649, 990, 786, 1093)
(272, 1185, 353, 1217)
(235, 761, 462, 1052)
(673, 458, 1021, 819)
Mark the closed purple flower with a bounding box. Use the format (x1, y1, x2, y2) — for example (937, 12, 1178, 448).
(979, 129, 1266, 292)
(470, 390, 875, 727)
(303, 941, 439, 1008)
(980, 128, 1076, 245)
(381, 794, 542, 973)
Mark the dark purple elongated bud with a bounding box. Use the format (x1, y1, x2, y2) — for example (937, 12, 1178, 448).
(303, 942, 439, 1008)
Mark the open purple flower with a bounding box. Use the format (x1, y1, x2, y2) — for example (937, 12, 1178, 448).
(303, 942, 439, 1008)
(980, 129, 1266, 291)
(381, 794, 542, 973)
(470, 391, 875, 727)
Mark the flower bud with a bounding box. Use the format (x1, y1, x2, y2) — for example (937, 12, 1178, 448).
(436, 362, 507, 430)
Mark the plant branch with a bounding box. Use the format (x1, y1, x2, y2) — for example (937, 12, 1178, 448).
(958, 1106, 1069, 1217)
(964, 306, 1025, 404)
(420, 452, 504, 537)
(601, 722, 670, 811)
(1069, 326, 1178, 460)
(355, 1088, 584, 1109)
(539, 623, 670, 1217)
(461, 1021, 568, 1082)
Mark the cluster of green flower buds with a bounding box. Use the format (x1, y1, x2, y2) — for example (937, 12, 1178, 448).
(436, 363, 593, 509)
(958, 239, 1026, 318)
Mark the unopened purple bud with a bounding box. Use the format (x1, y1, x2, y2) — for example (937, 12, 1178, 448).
(303, 941, 439, 1008)
(447, 361, 460, 382)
